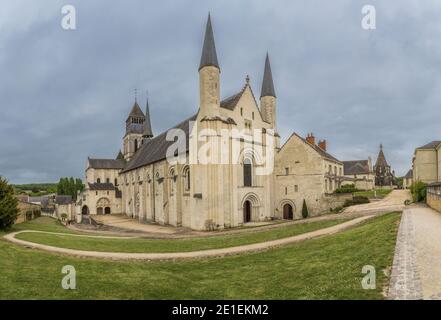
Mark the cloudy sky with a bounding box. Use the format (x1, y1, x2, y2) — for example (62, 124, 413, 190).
(1, 0, 441, 183)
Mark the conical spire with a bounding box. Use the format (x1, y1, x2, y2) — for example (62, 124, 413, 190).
(260, 53, 276, 98)
(116, 150, 124, 160)
(143, 93, 153, 138)
(375, 144, 388, 167)
(199, 14, 219, 71)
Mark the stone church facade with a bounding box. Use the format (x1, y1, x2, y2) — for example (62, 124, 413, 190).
(76, 15, 347, 230)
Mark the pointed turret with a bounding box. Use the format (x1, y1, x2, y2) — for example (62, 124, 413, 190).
(143, 95, 153, 139)
(199, 14, 220, 117)
(199, 13, 219, 71)
(116, 150, 124, 161)
(260, 53, 276, 98)
(260, 53, 277, 128)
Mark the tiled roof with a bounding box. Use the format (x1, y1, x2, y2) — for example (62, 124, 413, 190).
(55, 195, 73, 205)
(88, 183, 116, 191)
(343, 160, 370, 175)
(121, 114, 198, 173)
(417, 141, 441, 150)
(88, 158, 126, 170)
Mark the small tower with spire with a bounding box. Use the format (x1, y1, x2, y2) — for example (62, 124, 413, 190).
(123, 94, 146, 161)
(260, 53, 276, 129)
(199, 13, 220, 118)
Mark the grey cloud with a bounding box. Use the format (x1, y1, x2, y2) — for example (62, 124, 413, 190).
(1, 0, 441, 183)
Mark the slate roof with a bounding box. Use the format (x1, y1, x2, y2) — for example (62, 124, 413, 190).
(143, 96, 153, 138)
(404, 169, 413, 179)
(375, 145, 389, 167)
(55, 195, 73, 205)
(343, 160, 370, 175)
(199, 14, 219, 71)
(220, 90, 244, 110)
(88, 158, 126, 170)
(260, 53, 276, 98)
(287, 133, 341, 163)
(121, 113, 198, 173)
(417, 141, 441, 150)
(88, 183, 116, 191)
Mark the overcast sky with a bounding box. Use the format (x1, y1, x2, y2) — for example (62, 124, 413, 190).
(1, 0, 441, 184)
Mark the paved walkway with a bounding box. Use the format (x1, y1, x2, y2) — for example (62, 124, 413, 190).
(343, 189, 410, 216)
(389, 205, 441, 300)
(4, 215, 373, 261)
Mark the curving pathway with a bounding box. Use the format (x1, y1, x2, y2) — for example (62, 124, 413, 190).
(4, 215, 373, 261)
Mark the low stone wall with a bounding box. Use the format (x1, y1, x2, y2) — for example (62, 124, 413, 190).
(16, 201, 41, 224)
(322, 193, 353, 212)
(427, 183, 441, 213)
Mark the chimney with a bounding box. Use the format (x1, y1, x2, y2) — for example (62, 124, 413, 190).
(318, 139, 327, 151)
(306, 133, 315, 145)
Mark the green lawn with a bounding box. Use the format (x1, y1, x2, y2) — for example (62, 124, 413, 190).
(0, 212, 401, 299)
(13, 216, 83, 234)
(15, 218, 348, 253)
(354, 189, 392, 199)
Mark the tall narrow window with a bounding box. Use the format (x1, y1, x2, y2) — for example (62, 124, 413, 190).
(243, 158, 252, 187)
(97, 178, 101, 184)
(183, 166, 190, 192)
(134, 139, 138, 152)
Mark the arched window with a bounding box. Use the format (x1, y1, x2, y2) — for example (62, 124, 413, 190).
(169, 168, 175, 194)
(97, 178, 101, 184)
(243, 158, 252, 187)
(183, 166, 190, 192)
(134, 139, 138, 152)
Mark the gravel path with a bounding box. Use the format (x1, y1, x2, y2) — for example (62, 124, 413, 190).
(389, 205, 441, 300)
(3, 215, 373, 261)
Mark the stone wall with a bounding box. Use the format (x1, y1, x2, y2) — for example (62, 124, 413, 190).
(16, 201, 41, 224)
(427, 183, 441, 213)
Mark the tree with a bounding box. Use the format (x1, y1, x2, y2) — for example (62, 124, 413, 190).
(0, 177, 19, 230)
(302, 199, 309, 219)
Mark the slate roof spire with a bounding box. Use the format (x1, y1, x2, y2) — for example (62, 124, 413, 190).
(260, 52, 276, 98)
(199, 13, 219, 71)
(143, 92, 153, 138)
(375, 144, 389, 167)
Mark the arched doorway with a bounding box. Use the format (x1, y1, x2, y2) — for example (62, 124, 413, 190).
(243, 200, 252, 223)
(81, 205, 89, 215)
(104, 207, 111, 214)
(97, 207, 104, 215)
(283, 203, 293, 220)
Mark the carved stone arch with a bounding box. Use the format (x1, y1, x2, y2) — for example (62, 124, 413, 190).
(241, 192, 261, 208)
(278, 199, 296, 219)
(238, 147, 264, 166)
(241, 192, 261, 223)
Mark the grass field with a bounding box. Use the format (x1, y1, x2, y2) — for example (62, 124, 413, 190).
(354, 189, 392, 199)
(14, 218, 348, 253)
(0, 212, 401, 299)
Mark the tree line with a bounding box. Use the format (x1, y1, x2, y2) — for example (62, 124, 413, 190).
(57, 177, 84, 200)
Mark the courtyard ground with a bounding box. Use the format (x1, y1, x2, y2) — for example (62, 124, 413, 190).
(0, 212, 400, 299)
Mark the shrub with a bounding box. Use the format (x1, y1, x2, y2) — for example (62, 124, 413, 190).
(302, 199, 309, 218)
(60, 213, 68, 221)
(410, 181, 427, 202)
(335, 184, 363, 194)
(343, 196, 370, 207)
(0, 177, 19, 230)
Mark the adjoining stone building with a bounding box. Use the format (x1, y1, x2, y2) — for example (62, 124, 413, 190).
(412, 140, 441, 213)
(76, 15, 352, 230)
(275, 133, 350, 218)
(403, 169, 413, 189)
(412, 141, 441, 184)
(342, 158, 375, 190)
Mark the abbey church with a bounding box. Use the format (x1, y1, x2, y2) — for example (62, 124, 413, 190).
(76, 15, 350, 230)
